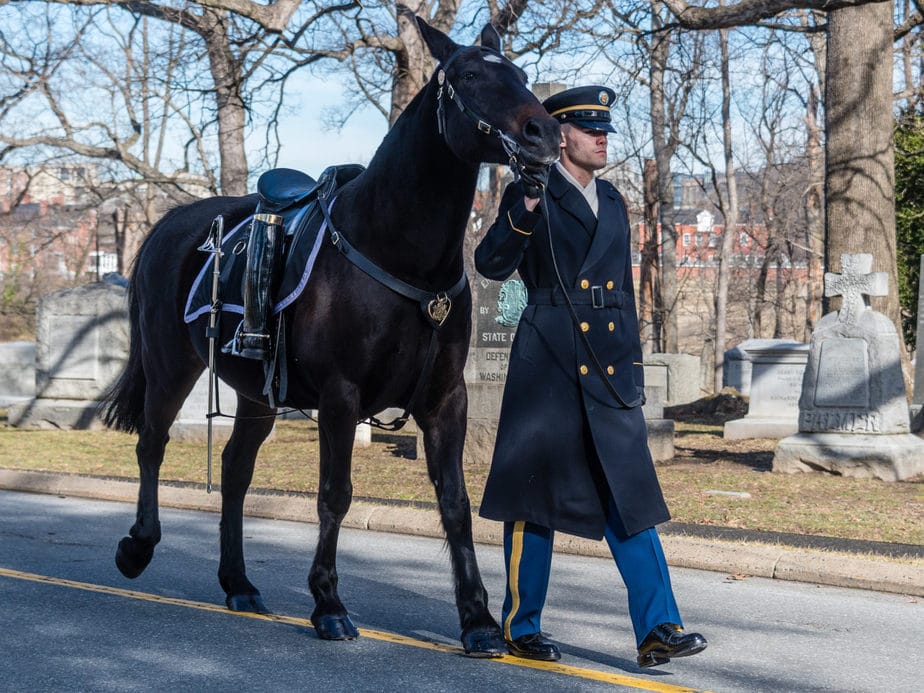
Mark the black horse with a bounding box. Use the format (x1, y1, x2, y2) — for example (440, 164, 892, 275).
(100, 16, 560, 656)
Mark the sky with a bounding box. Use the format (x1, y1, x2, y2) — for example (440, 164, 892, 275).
(270, 72, 388, 179)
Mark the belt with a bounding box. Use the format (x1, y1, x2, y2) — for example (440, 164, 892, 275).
(527, 286, 627, 309)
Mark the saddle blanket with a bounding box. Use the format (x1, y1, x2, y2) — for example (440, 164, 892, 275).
(183, 202, 329, 324)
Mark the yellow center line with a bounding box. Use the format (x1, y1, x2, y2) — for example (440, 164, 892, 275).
(0, 566, 709, 692)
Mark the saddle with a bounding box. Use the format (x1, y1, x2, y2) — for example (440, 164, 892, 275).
(186, 164, 364, 406)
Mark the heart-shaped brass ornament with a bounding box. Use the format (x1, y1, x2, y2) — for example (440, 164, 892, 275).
(427, 294, 452, 326)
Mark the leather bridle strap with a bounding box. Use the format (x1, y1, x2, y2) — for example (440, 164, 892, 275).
(435, 49, 523, 168)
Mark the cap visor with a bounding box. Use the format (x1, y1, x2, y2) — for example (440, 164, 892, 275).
(570, 119, 616, 133)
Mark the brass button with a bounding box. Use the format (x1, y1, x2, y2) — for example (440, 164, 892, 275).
(579, 365, 588, 375)
(580, 279, 589, 289)
(580, 322, 590, 332)
(608, 322, 615, 332)
(607, 365, 615, 375)
(606, 280, 614, 290)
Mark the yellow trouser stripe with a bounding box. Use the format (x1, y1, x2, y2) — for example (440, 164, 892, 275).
(503, 520, 526, 641)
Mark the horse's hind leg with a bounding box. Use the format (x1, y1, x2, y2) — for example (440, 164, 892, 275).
(418, 381, 505, 657)
(116, 360, 202, 579)
(219, 395, 276, 614)
(308, 389, 360, 640)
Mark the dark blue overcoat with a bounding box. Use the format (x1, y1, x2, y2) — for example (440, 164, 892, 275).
(474, 167, 670, 539)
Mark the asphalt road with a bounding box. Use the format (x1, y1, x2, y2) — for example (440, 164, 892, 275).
(1, 490, 921, 692)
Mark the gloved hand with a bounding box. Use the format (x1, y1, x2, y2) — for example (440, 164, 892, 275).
(518, 164, 551, 199)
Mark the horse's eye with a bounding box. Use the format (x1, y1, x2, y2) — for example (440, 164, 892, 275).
(462, 71, 477, 81)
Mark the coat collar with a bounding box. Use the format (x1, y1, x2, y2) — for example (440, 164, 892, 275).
(579, 182, 624, 275)
(547, 166, 597, 237)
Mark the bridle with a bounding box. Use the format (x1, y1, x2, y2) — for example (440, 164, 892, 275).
(435, 47, 525, 172)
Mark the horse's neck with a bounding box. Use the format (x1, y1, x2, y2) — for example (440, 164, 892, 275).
(338, 87, 477, 284)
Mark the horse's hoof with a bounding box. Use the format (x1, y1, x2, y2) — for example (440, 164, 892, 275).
(312, 613, 360, 640)
(115, 536, 154, 579)
(226, 593, 270, 614)
(461, 626, 506, 658)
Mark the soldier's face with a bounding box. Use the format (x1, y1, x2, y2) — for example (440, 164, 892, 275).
(560, 124, 609, 175)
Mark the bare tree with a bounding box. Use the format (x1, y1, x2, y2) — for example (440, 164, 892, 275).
(661, 0, 924, 385)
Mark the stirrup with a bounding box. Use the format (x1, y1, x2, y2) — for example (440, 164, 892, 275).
(224, 322, 271, 361)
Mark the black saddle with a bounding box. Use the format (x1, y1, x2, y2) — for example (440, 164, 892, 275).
(257, 164, 365, 214)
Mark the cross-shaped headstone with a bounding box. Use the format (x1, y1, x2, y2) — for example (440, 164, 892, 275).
(823, 253, 888, 324)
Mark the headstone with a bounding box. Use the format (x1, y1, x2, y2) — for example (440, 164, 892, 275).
(723, 340, 809, 439)
(773, 254, 924, 481)
(722, 343, 752, 396)
(911, 255, 924, 433)
(643, 353, 701, 406)
(641, 382, 674, 461)
(0, 341, 36, 406)
(169, 371, 238, 442)
(461, 277, 523, 466)
(9, 282, 128, 429)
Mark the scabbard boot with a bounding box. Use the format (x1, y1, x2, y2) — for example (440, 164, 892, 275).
(234, 213, 284, 360)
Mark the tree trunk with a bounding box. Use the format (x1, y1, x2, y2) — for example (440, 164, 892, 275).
(825, 3, 912, 388)
(649, 4, 679, 352)
(390, 5, 434, 125)
(824, 5, 896, 319)
(201, 9, 249, 195)
(713, 26, 738, 393)
(640, 159, 662, 354)
(802, 11, 826, 344)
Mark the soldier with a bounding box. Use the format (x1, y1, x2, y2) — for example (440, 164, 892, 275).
(474, 85, 707, 668)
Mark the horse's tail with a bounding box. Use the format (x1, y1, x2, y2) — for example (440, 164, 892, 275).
(99, 249, 147, 434)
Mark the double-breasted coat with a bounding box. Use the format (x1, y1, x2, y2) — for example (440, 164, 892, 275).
(475, 167, 670, 540)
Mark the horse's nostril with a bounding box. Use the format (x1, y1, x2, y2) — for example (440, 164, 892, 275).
(523, 119, 544, 143)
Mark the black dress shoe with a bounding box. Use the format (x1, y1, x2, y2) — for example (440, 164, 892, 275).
(506, 633, 561, 661)
(637, 623, 707, 668)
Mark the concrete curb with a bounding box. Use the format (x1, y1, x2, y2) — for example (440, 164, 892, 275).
(2, 468, 921, 598)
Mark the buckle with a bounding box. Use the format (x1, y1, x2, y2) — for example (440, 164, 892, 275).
(591, 285, 604, 308)
(477, 120, 493, 134)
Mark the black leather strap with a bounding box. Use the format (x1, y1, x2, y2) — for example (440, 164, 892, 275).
(320, 198, 467, 329)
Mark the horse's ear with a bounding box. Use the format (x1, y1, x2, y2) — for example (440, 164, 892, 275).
(480, 23, 502, 53)
(415, 16, 460, 64)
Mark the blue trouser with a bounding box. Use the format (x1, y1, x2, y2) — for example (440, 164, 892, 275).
(502, 500, 681, 647)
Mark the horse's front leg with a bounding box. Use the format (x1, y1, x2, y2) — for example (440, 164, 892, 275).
(309, 391, 360, 640)
(418, 380, 505, 657)
(219, 396, 277, 613)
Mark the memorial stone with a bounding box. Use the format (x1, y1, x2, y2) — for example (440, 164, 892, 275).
(10, 282, 129, 429)
(0, 341, 36, 406)
(723, 340, 808, 439)
(722, 344, 751, 396)
(460, 276, 522, 466)
(170, 371, 239, 442)
(773, 254, 924, 480)
(643, 353, 701, 406)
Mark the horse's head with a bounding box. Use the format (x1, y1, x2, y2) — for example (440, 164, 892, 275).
(416, 17, 560, 169)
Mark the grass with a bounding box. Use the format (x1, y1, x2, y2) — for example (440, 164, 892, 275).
(1, 414, 922, 546)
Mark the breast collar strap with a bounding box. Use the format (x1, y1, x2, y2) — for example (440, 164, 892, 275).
(319, 195, 467, 330)
(435, 49, 522, 168)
